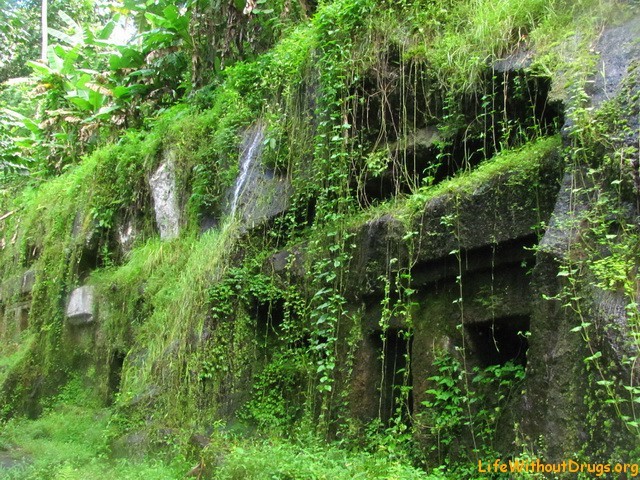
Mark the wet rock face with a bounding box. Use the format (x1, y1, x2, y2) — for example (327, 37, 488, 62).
(21, 270, 35, 295)
(227, 122, 291, 229)
(117, 219, 137, 252)
(66, 286, 95, 325)
(149, 152, 180, 240)
(237, 170, 290, 229)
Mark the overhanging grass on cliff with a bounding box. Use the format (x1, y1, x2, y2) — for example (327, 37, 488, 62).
(92, 221, 241, 418)
(406, 135, 562, 212)
(342, 135, 562, 228)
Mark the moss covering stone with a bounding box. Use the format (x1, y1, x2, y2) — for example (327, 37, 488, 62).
(1, 0, 639, 477)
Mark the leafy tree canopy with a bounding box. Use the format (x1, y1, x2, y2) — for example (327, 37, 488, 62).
(0, 0, 98, 83)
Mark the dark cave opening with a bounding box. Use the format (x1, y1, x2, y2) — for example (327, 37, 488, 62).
(107, 350, 126, 402)
(465, 315, 529, 367)
(370, 328, 413, 424)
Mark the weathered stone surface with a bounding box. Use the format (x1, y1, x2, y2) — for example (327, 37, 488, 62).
(272, 147, 561, 301)
(554, 14, 640, 136)
(592, 287, 640, 370)
(361, 127, 442, 201)
(524, 169, 634, 461)
(199, 215, 218, 234)
(493, 47, 533, 73)
(352, 237, 533, 449)
(524, 249, 592, 461)
(454, 266, 531, 324)
(66, 286, 95, 325)
(269, 246, 306, 277)
(591, 14, 640, 107)
(350, 147, 562, 296)
(349, 333, 388, 422)
(393, 127, 439, 151)
(0, 270, 38, 302)
(515, 19, 640, 459)
(412, 236, 536, 287)
(149, 152, 180, 240)
(71, 210, 96, 239)
(538, 171, 591, 258)
(412, 158, 561, 264)
(70, 211, 103, 280)
(268, 142, 562, 455)
(349, 214, 409, 295)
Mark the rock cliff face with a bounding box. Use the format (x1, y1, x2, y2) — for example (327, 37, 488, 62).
(0, 1, 639, 471)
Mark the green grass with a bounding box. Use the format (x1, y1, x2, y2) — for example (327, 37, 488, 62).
(0, 333, 33, 387)
(213, 440, 438, 479)
(401, 0, 621, 94)
(425, 0, 549, 92)
(0, 382, 440, 480)
(0, 402, 187, 480)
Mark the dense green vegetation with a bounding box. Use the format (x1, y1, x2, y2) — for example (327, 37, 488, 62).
(0, 0, 639, 478)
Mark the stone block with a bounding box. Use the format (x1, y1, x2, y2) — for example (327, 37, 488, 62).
(66, 286, 95, 325)
(237, 172, 291, 229)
